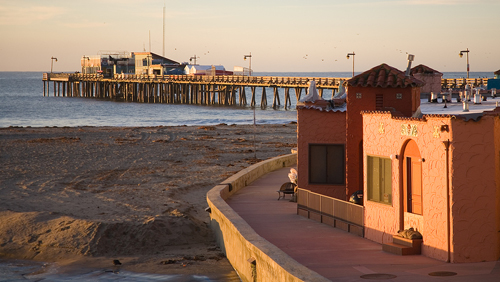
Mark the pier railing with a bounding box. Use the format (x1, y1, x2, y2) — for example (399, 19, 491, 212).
(62, 73, 343, 88)
(441, 77, 488, 89)
(42, 73, 490, 109)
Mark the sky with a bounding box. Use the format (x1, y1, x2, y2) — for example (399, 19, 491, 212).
(0, 0, 499, 73)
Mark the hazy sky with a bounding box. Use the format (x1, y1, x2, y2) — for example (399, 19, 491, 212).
(1, 0, 498, 73)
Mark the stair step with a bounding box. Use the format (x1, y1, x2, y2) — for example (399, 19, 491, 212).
(382, 242, 418, 256)
(393, 235, 422, 248)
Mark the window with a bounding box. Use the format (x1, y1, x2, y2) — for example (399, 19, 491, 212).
(143, 59, 148, 66)
(375, 94, 383, 110)
(309, 144, 345, 184)
(367, 156, 392, 205)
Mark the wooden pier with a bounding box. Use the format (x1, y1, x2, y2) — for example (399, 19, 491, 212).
(42, 73, 489, 109)
(440, 77, 489, 89)
(42, 73, 344, 109)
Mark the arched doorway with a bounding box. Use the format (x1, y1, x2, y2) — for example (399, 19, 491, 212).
(401, 139, 423, 217)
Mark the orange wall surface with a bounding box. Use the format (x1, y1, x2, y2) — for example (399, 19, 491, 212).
(363, 113, 449, 262)
(347, 86, 419, 199)
(448, 115, 500, 262)
(363, 112, 500, 263)
(297, 106, 347, 199)
(495, 116, 500, 260)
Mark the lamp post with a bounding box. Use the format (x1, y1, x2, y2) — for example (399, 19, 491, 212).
(50, 57, 58, 73)
(189, 55, 198, 65)
(244, 52, 252, 76)
(459, 48, 470, 79)
(346, 52, 355, 77)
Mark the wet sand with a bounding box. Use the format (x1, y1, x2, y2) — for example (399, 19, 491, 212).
(0, 123, 297, 278)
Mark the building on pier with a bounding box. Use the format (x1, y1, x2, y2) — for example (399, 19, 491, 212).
(81, 51, 184, 77)
(488, 69, 500, 90)
(133, 52, 183, 75)
(232, 66, 251, 76)
(187, 65, 233, 76)
(81, 51, 135, 77)
(296, 63, 500, 263)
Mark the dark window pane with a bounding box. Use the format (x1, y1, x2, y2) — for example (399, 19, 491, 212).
(310, 145, 327, 183)
(309, 144, 345, 184)
(327, 145, 344, 184)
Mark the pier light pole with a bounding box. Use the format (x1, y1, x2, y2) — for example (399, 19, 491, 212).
(347, 52, 355, 77)
(244, 53, 252, 76)
(459, 48, 470, 79)
(50, 57, 58, 73)
(189, 55, 198, 65)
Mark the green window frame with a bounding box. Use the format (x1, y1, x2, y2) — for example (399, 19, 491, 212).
(367, 155, 392, 205)
(309, 144, 345, 185)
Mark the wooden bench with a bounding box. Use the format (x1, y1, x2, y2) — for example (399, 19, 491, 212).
(277, 182, 296, 200)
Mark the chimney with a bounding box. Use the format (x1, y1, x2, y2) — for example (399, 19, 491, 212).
(405, 54, 415, 76)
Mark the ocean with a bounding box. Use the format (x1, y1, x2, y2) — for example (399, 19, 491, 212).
(0, 71, 493, 128)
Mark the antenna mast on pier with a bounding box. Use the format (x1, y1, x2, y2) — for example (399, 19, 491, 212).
(163, 2, 166, 56)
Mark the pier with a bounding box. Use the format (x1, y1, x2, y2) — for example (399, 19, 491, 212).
(42, 73, 489, 109)
(42, 73, 344, 109)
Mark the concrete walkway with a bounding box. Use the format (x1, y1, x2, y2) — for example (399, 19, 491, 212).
(226, 167, 500, 281)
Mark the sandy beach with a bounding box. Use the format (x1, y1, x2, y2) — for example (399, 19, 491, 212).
(0, 123, 297, 278)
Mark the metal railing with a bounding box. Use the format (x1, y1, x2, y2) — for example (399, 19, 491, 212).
(44, 72, 491, 90)
(297, 188, 364, 227)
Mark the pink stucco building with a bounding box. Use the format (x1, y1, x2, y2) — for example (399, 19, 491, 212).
(296, 63, 500, 263)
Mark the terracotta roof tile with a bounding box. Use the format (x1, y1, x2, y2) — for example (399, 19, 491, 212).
(347, 63, 424, 88)
(297, 102, 347, 113)
(410, 64, 443, 75)
(361, 110, 457, 121)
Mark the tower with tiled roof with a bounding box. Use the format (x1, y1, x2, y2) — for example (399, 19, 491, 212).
(411, 64, 443, 95)
(345, 64, 424, 197)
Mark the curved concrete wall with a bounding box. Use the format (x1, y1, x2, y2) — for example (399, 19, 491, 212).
(206, 154, 329, 282)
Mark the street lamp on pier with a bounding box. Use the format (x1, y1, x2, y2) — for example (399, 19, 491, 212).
(459, 48, 470, 79)
(244, 53, 252, 76)
(346, 52, 355, 77)
(51, 57, 58, 73)
(189, 55, 198, 65)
